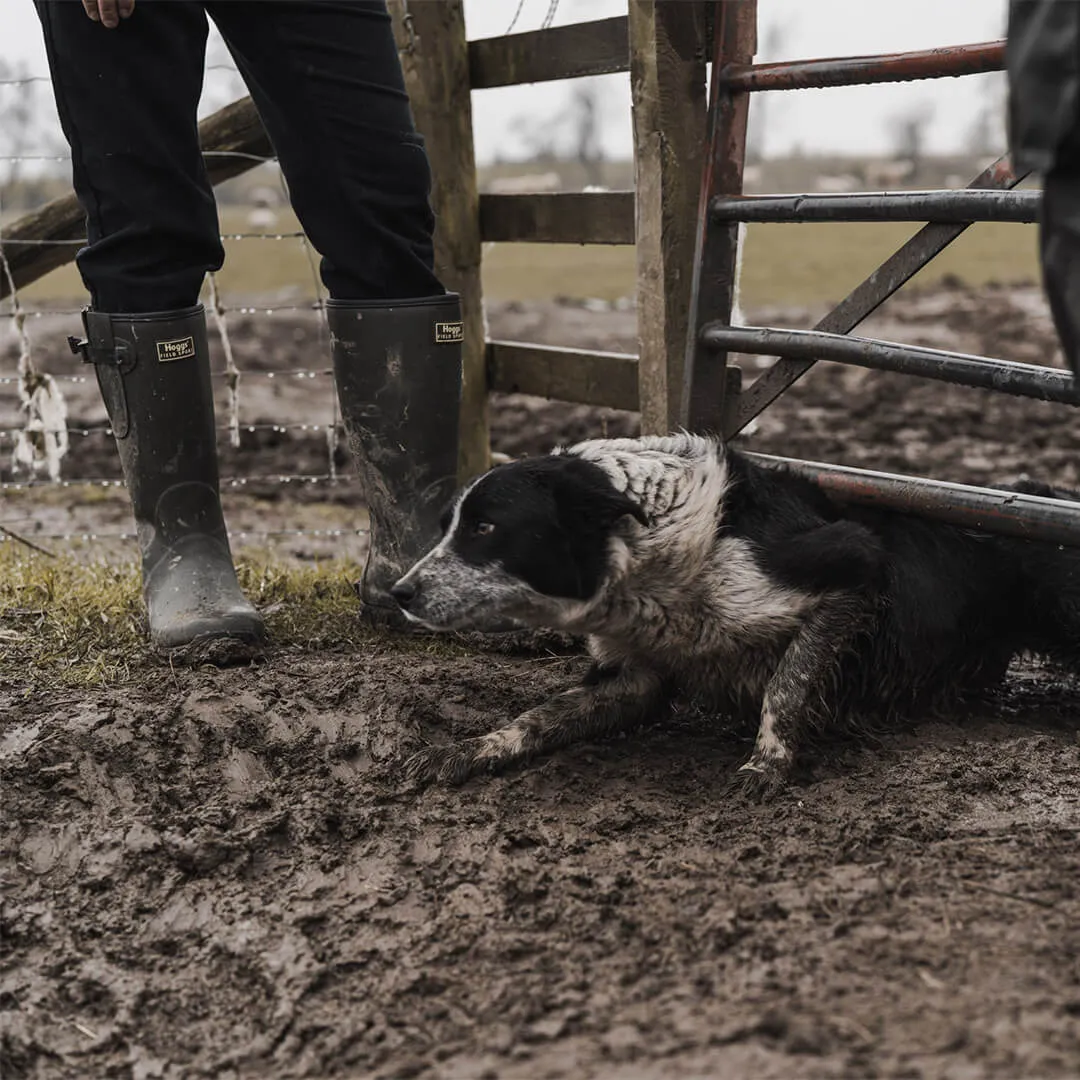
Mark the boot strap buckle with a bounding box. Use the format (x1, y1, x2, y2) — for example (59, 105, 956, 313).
(70, 310, 134, 438)
(68, 334, 134, 372)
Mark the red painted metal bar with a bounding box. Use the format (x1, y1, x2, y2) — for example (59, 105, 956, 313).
(722, 40, 1004, 92)
(748, 454, 1080, 548)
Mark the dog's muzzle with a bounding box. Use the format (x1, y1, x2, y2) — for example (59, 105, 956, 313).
(389, 579, 417, 610)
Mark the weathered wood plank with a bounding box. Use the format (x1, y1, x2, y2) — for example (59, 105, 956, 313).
(487, 340, 640, 411)
(629, 0, 708, 434)
(681, 0, 757, 432)
(1, 198, 84, 298)
(479, 192, 635, 245)
(391, 0, 489, 482)
(1, 96, 273, 301)
(468, 17, 629, 89)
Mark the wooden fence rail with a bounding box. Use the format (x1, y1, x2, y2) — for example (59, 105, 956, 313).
(0, 97, 272, 301)
(468, 15, 629, 87)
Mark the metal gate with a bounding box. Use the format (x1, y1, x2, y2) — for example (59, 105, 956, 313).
(685, 1, 1080, 545)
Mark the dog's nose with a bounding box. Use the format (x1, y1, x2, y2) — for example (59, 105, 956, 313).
(390, 580, 417, 609)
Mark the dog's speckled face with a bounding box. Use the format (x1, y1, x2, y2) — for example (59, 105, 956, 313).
(390, 455, 645, 632)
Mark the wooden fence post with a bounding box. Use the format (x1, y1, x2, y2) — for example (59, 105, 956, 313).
(389, 0, 489, 483)
(629, 1, 708, 435)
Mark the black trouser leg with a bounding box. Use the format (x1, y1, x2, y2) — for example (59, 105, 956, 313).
(207, 0, 444, 300)
(33, 1, 222, 311)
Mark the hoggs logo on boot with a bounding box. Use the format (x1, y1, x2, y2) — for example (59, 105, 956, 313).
(156, 335, 197, 363)
(434, 321, 464, 344)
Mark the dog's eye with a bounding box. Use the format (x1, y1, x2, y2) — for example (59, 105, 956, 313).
(473, 522, 495, 537)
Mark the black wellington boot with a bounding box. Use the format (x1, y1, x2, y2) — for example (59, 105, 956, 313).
(69, 305, 266, 661)
(328, 294, 463, 625)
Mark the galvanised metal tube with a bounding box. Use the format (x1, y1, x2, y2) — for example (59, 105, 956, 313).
(746, 453, 1080, 546)
(701, 326, 1079, 405)
(721, 41, 1004, 92)
(710, 190, 1040, 224)
(729, 154, 1024, 437)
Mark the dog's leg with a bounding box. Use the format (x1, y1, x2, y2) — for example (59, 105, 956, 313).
(404, 664, 667, 784)
(736, 593, 874, 797)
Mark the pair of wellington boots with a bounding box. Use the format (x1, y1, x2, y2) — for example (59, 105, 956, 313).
(69, 295, 463, 662)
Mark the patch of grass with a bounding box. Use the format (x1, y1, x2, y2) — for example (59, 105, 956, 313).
(0, 546, 374, 690)
(739, 221, 1041, 309)
(481, 243, 637, 303)
(0, 550, 146, 688)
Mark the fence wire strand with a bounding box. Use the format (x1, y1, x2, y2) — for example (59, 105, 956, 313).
(1, 124, 351, 546)
(273, 161, 339, 484)
(207, 272, 242, 448)
(1, 184, 72, 484)
(0, 527, 367, 545)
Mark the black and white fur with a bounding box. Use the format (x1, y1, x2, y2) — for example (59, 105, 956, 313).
(391, 434, 1080, 793)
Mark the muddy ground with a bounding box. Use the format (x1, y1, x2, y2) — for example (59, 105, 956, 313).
(2, 284, 1080, 1078)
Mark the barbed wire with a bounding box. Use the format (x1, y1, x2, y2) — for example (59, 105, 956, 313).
(0, 422, 341, 440)
(0, 368, 331, 386)
(0, 527, 367, 544)
(2, 304, 325, 320)
(503, 0, 529, 36)
(0, 64, 241, 88)
(0, 472, 349, 492)
(207, 271, 242, 447)
(2, 107, 348, 538)
(540, 0, 562, 31)
(2, 232, 308, 249)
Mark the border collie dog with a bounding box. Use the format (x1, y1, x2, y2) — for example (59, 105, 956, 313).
(391, 434, 1080, 793)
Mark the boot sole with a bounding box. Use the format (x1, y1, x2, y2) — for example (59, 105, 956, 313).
(154, 632, 266, 668)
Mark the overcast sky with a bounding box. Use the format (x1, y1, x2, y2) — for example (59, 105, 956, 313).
(2, 0, 1010, 166)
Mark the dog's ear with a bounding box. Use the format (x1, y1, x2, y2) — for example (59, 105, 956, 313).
(548, 456, 648, 531)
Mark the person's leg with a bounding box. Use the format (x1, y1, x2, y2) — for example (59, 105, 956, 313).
(35, 1, 264, 658)
(1007, 0, 1080, 378)
(209, 2, 461, 623)
(206, 0, 442, 300)
(1041, 152, 1080, 379)
(34, 0, 223, 310)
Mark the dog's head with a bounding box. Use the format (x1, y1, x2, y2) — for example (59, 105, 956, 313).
(390, 454, 647, 631)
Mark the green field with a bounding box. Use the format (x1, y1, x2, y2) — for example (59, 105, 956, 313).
(14, 208, 1041, 310)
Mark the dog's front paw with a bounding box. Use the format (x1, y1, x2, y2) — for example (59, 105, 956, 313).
(404, 723, 535, 786)
(729, 756, 791, 802)
(403, 743, 485, 786)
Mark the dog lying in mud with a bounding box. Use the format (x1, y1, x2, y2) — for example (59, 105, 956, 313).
(390, 434, 1080, 794)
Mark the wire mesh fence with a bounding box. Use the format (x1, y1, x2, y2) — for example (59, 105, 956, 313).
(0, 65, 364, 553)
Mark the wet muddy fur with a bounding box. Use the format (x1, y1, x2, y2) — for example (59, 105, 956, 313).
(396, 435, 1080, 793)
